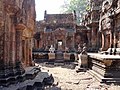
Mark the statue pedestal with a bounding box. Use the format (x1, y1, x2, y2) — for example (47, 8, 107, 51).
(64, 53, 70, 61)
(89, 53, 120, 83)
(55, 51, 64, 63)
(78, 54, 88, 68)
(48, 53, 55, 61)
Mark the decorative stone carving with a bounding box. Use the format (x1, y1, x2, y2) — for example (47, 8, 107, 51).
(77, 44, 82, 54)
(102, 18, 112, 30)
(35, 12, 76, 52)
(117, 0, 120, 8)
(0, 0, 36, 86)
(0, 17, 4, 28)
(5, 4, 20, 15)
(49, 45, 55, 53)
(102, 0, 112, 13)
(15, 23, 26, 30)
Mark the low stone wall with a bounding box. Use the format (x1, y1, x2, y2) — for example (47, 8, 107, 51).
(33, 52, 78, 63)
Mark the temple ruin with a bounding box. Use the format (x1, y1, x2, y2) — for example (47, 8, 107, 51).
(34, 0, 120, 83)
(34, 10, 89, 52)
(84, 0, 120, 83)
(0, 0, 36, 86)
(1, 0, 120, 89)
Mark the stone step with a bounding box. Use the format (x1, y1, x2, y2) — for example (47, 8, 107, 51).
(88, 70, 120, 83)
(54, 63, 64, 66)
(25, 66, 41, 79)
(17, 71, 54, 90)
(75, 66, 87, 72)
(88, 70, 103, 82)
(54, 59, 64, 63)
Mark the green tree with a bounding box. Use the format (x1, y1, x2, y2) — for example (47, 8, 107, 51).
(61, 0, 89, 24)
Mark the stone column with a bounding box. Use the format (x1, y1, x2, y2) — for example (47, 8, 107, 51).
(9, 24, 16, 75)
(24, 38, 33, 66)
(91, 28, 97, 47)
(4, 15, 16, 78)
(25, 39, 29, 66)
(65, 33, 67, 52)
(87, 30, 91, 47)
(28, 39, 33, 66)
(109, 31, 112, 47)
(73, 34, 75, 50)
(101, 33, 105, 50)
(0, 17, 25, 86)
(15, 28, 25, 75)
(23, 39, 26, 65)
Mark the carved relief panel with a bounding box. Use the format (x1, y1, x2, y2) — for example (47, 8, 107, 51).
(117, 0, 120, 8)
(102, 17, 112, 30)
(102, 0, 112, 14)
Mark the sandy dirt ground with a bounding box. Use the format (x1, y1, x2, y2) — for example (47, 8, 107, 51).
(40, 64, 120, 90)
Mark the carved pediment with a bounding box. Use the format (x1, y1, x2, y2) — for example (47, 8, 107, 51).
(54, 28, 66, 36)
(53, 28, 67, 40)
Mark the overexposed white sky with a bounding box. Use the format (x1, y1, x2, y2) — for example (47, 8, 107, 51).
(35, 0, 65, 21)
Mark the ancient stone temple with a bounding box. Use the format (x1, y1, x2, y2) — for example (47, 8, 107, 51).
(84, 0, 103, 52)
(35, 11, 76, 52)
(0, 0, 35, 86)
(35, 11, 90, 53)
(75, 25, 89, 51)
(99, 0, 120, 53)
(86, 0, 120, 83)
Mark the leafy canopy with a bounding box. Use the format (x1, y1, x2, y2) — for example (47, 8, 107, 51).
(61, 0, 89, 24)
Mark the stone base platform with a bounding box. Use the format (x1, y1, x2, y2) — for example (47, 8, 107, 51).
(33, 52, 77, 63)
(88, 53, 120, 83)
(88, 70, 120, 83)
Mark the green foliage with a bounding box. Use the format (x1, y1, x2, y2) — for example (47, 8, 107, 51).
(60, 0, 88, 24)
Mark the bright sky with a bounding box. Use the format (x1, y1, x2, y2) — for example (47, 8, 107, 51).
(35, 0, 65, 21)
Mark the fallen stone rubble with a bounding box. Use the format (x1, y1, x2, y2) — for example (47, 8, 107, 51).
(0, 66, 54, 90)
(40, 64, 120, 90)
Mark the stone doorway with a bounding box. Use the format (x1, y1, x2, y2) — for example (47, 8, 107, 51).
(57, 40, 63, 51)
(54, 28, 66, 51)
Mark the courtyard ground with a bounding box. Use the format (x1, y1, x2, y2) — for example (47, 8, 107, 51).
(1, 63, 120, 90)
(39, 63, 120, 90)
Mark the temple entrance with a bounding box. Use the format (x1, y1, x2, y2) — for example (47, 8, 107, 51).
(57, 40, 63, 51)
(54, 28, 66, 51)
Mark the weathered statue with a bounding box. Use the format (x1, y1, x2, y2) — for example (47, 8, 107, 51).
(77, 44, 82, 54)
(81, 43, 87, 55)
(49, 45, 55, 53)
(78, 43, 88, 68)
(65, 47, 69, 53)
